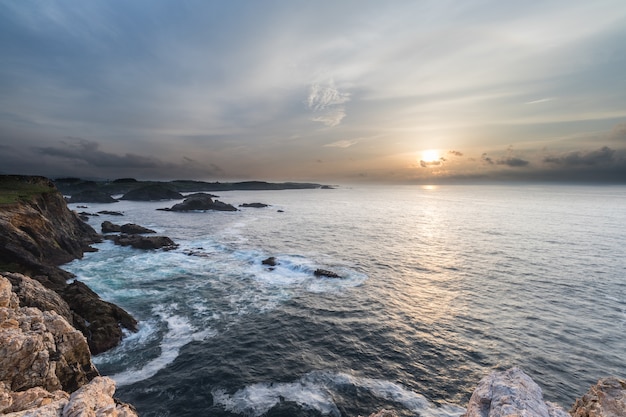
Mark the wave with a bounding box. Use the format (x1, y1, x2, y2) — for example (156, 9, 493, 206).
(212, 371, 465, 417)
(109, 305, 215, 386)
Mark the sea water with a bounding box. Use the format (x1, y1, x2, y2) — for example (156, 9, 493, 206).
(64, 184, 626, 417)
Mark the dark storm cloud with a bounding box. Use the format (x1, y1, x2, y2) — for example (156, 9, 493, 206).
(543, 146, 615, 166)
(36, 138, 162, 168)
(497, 157, 530, 167)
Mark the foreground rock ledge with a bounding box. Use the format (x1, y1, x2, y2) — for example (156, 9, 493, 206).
(0, 274, 137, 416)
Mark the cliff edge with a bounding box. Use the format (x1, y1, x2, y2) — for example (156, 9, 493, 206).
(0, 175, 137, 354)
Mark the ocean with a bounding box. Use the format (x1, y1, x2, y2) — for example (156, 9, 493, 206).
(64, 184, 626, 417)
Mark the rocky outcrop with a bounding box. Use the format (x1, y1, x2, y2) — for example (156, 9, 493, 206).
(163, 193, 237, 212)
(101, 221, 156, 234)
(570, 376, 626, 417)
(105, 234, 178, 250)
(0, 275, 98, 394)
(67, 190, 118, 204)
(462, 367, 570, 417)
(120, 184, 183, 201)
(0, 175, 137, 354)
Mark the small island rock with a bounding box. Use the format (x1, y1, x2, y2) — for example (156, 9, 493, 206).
(239, 202, 269, 208)
(166, 193, 237, 212)
(262, 257, 279, 266)
(314, 269, 342, 279)
(120, 223, 156, 234)
(68, 190, 118, 204)
(101, 221, 122, 233)
(105, 234, 178, 250)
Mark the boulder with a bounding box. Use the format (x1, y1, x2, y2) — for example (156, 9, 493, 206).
(120, 223, 156, 234)
(239, 202, 269, 208)
(120, 184, 183, 201)
(462, 367, 569, 417)
(98, 210, 124, 216)
(101, 220, 121, 233)
(67, 190, 118, 204)
(314, 269, 342, 279)
(262, 257, 279, 267)
(166, 193, 237, 212)
(570, 376, 626, 417)
(105, 234, 178, 250)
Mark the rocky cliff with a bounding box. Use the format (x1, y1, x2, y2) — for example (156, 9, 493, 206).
(0, 274, 137, 416)
(0, 175, 136, 354)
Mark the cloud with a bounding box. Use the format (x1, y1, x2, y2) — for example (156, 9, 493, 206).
(307, 82, 350, 127)
(481, 153, 494, 165)
(420, 158, 444, 168)
(497, 157, 530, 167)
(543, 146, 615, 166)
(448, 150, 463, 157)
(36, 138, 162, 168)
(525, 97, 555, 105)
(324, 139, 358, 148)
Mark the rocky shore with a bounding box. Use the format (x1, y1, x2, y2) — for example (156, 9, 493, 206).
(1, 175, 624, 416)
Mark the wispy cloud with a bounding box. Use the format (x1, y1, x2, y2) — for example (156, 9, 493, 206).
(324, 139, 359, 148)
(525, 97, 555, 105)
(307, 81, 350, 127)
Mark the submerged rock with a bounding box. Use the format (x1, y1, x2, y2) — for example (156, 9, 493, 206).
(570, 376, 626, 417)
(314, 269, 342, 279)
(239, 202, 269, 208)
(462, 367, 569, 417)
(262, 257, 279, 266)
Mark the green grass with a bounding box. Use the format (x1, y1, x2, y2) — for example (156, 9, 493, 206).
(0, 178, 56, 205)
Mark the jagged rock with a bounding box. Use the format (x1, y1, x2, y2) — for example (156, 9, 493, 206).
(3, 272, 73, 325)
(101, 220, 122, 233)
(120, 223, 156, 234)
(462, 367, 569, 417)
(0, 377, 137, 416)
(105, 234, 178, 251)
(0, 275, 98, 394)
(97, 210, 124, 216)
(61, 281, 138, 355)
(165, 193, 237, 212)
(120, 184, 183, 201)
(570, 376, 626, 417)
(239, 202, 269, 208)
(314, 269, 342, 279)
(262, 257, 278, 266)
(67, 190, 118, 204)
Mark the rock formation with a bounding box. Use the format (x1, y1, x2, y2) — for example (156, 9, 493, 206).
(239, 202, 269, 208)
(105, 234, 178, 250)
(163, 193, 237, 211)
(101, 220, 122, 233)
(0, 175, 137, 354)
(314, 268, 342, 278)
(102, 221, 156, 234)
(0, 275, 137, 416)
(570, 376, 626, 417)
(462, 367, 569, 417)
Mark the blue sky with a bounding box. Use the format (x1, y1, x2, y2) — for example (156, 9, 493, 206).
(1, 0, 625, 182)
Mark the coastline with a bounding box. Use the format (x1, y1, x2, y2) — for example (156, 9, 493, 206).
(1, 175, 624, 416)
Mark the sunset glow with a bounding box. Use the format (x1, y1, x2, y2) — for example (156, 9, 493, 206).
(421, 150, 441, 163)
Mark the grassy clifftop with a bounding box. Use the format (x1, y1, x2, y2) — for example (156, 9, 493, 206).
(0, 175, 56, 205)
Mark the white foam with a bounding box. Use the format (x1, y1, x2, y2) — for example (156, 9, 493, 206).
(212, 371, 464, 417)
(110, 306, 215, 386)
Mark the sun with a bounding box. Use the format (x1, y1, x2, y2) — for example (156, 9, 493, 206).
(421, 149, 440, 162)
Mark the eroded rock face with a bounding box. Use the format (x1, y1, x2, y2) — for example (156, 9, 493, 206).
(462, 367, 569, 417)
(570, 376, 626, 417)
(0, 275, 98, 394)
(0, 377, 137, 417)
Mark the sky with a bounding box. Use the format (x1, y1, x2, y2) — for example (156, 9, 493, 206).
(1, 0, 626, 183)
